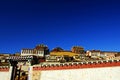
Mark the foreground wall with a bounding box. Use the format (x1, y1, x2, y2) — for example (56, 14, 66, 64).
(28, 60, 120, 80)
(35, 67, 120, 80)
(0, 66, 12, 80)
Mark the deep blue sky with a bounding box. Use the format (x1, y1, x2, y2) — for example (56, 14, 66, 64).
(0, 0, 120, 53)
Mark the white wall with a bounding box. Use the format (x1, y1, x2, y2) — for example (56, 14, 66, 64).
(29, 66, 120, 80)
(0, 66, 12, 80)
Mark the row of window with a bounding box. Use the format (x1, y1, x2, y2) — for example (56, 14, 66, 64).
(22, 51, 44, 54)
(21, 50, 34, 53)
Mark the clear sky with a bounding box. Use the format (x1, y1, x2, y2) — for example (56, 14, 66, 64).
(0, 0, 120, 53)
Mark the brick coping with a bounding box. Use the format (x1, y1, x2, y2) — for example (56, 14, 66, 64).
(33, 60, 120, 71)
(0, 66, 10, 72)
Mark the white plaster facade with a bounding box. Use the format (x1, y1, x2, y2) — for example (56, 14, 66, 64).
(21, 44, 49, 57)
(21, 49, 44, 57)
(28, 66, 120, 80)
(86, 50, 100, 58)
(0, 66, 12, 80)
(21, 49, 34, 56)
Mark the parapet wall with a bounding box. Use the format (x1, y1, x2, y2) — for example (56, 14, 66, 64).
(28, 60, 120, 80)
(0, 66, 12, 80)
(33, 60, 120, 71)
(0, 66, 10, 71)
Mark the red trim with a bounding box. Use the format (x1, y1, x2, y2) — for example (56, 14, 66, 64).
(33, 61, 120, 71)
(0, 68, 9, 71)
